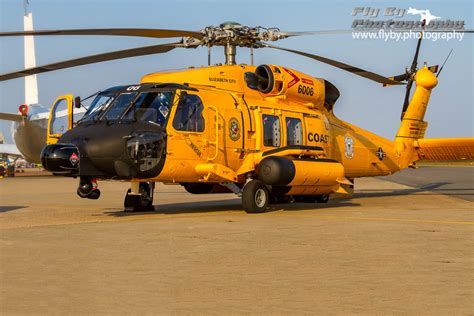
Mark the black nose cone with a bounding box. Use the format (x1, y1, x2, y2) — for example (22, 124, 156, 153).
(40, 143, 80, 175)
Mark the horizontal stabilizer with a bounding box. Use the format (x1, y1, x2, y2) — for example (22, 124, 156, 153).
(0, 143, 22, 157)
(415, 138, 474, 161)
(0, 112, 23, 122)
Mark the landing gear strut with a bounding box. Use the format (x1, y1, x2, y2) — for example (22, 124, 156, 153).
(124, 182, 155, 212)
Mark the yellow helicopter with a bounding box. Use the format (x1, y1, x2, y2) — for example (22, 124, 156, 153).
(1, 22, 472, 212)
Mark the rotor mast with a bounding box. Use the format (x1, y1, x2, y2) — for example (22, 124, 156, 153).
(224, 42, 236, 65)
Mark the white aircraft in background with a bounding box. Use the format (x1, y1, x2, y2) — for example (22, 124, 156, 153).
(0, 132, 22, 161)
(0, 0, 86, 163)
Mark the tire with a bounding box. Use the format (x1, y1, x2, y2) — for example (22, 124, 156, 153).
(88, 189, 101, 200)
(77, 187, 89, 198)
(124, 184, 154, 212)
(242, 180, 269, 213)
(315, 195, 330, 203)
(77, 181, 93, 198)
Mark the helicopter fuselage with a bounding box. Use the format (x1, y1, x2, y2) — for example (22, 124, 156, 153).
(43, 65, 400, 184)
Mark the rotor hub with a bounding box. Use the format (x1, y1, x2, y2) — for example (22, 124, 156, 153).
(181, 22, 291, 64)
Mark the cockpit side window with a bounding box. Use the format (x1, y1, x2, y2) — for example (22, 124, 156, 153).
(103, 92, 137, 120)
(172, 93, 204, 132)
(124, 91, 173, 125)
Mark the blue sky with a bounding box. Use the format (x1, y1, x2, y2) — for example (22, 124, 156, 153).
(0, 0, 472, 142)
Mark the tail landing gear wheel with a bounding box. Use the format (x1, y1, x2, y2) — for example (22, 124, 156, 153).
(124, 183, 155, 212)
(242, 180, 269, 213)
(315, 195, 330, 203)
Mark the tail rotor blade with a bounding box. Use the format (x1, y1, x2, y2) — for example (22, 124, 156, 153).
(391, 73, 410, 82)
(436, 49, 453, 78)
(401, 79, 414, 119)
(400, 20, 425, 119)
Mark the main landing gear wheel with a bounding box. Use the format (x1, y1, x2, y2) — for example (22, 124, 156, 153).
(124, 182, 155, 212)
(242, 180, 269, 213)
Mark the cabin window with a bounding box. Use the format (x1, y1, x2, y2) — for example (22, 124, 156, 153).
(50, 99, 68, 134)
(262, 114, 281, 147)
(172, 93, 204, 132)
(286, 117, 303, 146)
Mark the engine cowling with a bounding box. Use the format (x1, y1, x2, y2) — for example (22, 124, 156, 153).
(245, 64, 325, 108)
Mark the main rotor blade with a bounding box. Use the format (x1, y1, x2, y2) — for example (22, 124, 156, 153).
(0, 42, 180, 81)
(285, 29, 474, 37)
(264, 43, 403, 85)
(0, 28, 203, 39)
(410, 28, 424, 73)
(285, 30, 354, 37)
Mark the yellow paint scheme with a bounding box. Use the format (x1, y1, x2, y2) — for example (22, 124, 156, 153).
(128, 64, 465, 193)
(46, 94, 74, 144)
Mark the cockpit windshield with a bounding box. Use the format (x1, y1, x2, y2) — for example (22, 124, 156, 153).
(78, 85, 176, 127)
(80, 93, 114, 122)
(123, 91, 173, 125)
(103, 92, 137, 120)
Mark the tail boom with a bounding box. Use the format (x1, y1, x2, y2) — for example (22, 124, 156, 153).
(395, 66, 438, 168)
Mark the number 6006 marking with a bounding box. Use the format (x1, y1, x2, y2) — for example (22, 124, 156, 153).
(297, 84, 314, 96)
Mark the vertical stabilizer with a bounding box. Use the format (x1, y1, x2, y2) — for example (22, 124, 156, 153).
(23, 0, 38, 105)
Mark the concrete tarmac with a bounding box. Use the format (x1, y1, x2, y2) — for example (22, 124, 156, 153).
(0, 166, 473, 314)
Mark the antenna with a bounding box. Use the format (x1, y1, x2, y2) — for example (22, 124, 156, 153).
(23, 0, 38, 105)
(436, 49, 453, 78)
